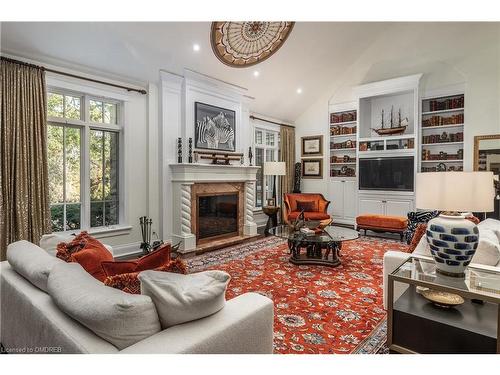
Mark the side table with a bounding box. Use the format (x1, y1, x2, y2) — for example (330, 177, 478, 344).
(262, 206, 280, 236)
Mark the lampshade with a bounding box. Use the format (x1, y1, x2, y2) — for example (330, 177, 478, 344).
(264, 161, 286, 176)
(416, 172, 494, 212)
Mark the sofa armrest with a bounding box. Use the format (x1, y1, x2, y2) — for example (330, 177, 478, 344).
(382, 251, 411, 310)
(120, 292, 274, 354)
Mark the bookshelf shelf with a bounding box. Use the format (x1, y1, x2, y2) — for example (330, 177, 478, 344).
(329, 108, 357, 178)
(420, 93, 465, 173)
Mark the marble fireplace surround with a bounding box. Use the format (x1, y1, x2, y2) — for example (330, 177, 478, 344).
(170, 163, 260, 254)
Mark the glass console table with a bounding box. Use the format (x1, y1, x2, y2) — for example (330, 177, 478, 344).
(388, 257, 500, 354)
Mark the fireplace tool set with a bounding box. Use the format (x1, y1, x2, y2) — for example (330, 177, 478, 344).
(140, 216, 154, 254)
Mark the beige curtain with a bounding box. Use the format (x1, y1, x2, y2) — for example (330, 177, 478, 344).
(279, 125, 295, 218)
(0, 59, 51, 260)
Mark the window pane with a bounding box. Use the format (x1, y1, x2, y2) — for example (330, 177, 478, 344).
(50, 205, 64, 232)
(47, 93, 64, 118)
(90, 130, 104, 200)
(47, 125, 64, 204)
(105, 201, 119, 226)
(65, 127, 81, 203)
(103, 132, 119, 200)
(66, 203, 81, 230)
(266, 149, 275, 162)
(103, 103, 117, 124)
(90, 202, 104, 227)
(255, 148, 264, 208)
(89, 100, 103, 123)
(64, 95, 81, 120)
(266, 132, 275, 146)
(255, 130, 262, 145)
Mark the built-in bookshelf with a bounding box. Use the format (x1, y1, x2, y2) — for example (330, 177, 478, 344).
(329, 110, 357, 177)
(420, 93, 464, 172)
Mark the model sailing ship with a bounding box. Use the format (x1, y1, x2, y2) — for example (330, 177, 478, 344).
(372, 106, 409, 136)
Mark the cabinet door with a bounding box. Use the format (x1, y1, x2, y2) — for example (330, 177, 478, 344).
(329, 181, 344, 219)
(343, 180, 357, 220)
(385, 200, 413, 217)
(358, 198, 384, 215)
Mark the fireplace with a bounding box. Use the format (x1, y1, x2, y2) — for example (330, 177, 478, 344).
(191, 182, 245, 245)
(197, 193, 238, 240)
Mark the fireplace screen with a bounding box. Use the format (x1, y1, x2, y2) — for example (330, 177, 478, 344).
(198, 194, 238, 240)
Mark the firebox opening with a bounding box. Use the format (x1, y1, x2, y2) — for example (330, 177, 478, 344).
(197, 193, 238, 240)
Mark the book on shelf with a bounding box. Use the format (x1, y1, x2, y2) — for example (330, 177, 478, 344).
(422, 113, 464, 126)
(330, 110, 357, 124)
(428, 95, 464, 112)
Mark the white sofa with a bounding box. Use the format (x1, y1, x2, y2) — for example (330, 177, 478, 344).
(383, 218, 500, 309)
(0, 240, 274, 354)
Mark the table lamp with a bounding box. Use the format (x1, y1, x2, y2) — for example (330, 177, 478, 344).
(416, 172, 494, 277)
(264, 161, 286, 205)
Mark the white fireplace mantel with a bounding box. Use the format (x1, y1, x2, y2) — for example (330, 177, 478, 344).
(170, 163, 260, 182)
(169, 163, 260, 254)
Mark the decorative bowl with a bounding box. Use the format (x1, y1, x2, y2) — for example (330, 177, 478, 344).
(420, 289, 464, 308)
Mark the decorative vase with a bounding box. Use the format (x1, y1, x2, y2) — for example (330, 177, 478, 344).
(426, 214, 479, 277)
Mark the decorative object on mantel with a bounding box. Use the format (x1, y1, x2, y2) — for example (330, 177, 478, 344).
(177, 138, 183, 163)
(372, 106, 408, 136)
(188, 137, 193, 163)
(293, 162, 301, 193)
(140, 216, 153, 255)
(248, 146, 253, 166)
(195, 102, 236, 152)
(210, 22, 294, 67)
(416, 172, 494, 277)
(193, 150, 243, 165)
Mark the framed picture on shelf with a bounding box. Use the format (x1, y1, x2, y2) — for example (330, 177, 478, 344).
(301, 158, 323, 179)
(301, 135, 323, 157)
(194, 102, 236, 152)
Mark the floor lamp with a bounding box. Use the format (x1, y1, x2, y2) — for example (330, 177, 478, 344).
(264, 161, 286, 206)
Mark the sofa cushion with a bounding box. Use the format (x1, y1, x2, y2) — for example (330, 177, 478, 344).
(40, 233, 75, 256)
(6, 240, 64, 292)
(472, 228, 500, 266)
(70, 238, 113, 282)
(104, 258, 188, 294)
(478, 218, 500, 242)
(288, 211, 331, 221)
(139, 270, 230, 329)
(47, 262, 161, 350)
(101, 244, 171, 277)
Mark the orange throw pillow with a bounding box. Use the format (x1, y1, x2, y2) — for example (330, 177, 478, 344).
(56, 231, 92, 262)
(70, 237, 113, 282)
(104, 258, 188, 294)
(407, 223, 427, 253)
(101, 243, 172, 277)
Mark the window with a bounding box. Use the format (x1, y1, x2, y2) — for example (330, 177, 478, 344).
(47, 89, 122, 232)
(254, 128, 280, 208)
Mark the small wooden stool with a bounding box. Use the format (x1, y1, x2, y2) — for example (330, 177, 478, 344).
(356, 214, 407, 241)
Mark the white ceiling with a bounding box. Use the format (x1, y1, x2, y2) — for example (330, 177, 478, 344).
(0, 22, 498, 122)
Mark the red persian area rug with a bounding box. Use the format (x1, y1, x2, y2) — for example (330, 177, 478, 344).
(186, 235, 408, 354)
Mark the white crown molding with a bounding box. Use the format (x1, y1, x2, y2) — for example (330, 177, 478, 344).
(355, 74, 423, 99)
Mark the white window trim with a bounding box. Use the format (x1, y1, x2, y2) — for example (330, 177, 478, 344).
(253, 126, 280, 209)
(47, 87, 127, 234)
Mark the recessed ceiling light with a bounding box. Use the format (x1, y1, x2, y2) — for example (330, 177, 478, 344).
(193, 44, 200, 52)
(296, 88, 303, 94)
(253, 71, 260, 77)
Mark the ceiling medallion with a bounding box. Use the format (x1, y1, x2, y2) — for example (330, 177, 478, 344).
(211, 22, 295, 68)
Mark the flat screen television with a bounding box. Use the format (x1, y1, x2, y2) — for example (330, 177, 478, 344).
(359, 157, 414, 191)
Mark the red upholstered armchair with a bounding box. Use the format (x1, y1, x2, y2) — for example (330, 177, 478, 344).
(283, 193, 332, 226)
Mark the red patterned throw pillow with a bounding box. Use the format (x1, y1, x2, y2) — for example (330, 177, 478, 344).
(407, 223, 427, 253)
(56, 231, 91, 262)
(296, 200, 318, 212)
(101, 243, 172, 277)
(104, 258, 188, 294)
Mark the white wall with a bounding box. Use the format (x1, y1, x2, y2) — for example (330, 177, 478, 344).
(295, 23, 500, 197)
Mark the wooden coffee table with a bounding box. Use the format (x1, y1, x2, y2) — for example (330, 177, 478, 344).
(269, 225, 359, 267)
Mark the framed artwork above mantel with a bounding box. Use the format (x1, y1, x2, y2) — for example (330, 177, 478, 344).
(194, 102, 236, 152)
(301, 135, 323, 157)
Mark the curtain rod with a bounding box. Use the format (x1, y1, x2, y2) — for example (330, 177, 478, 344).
(1, 56, 147, 95)
(250, 115, 294, 128)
